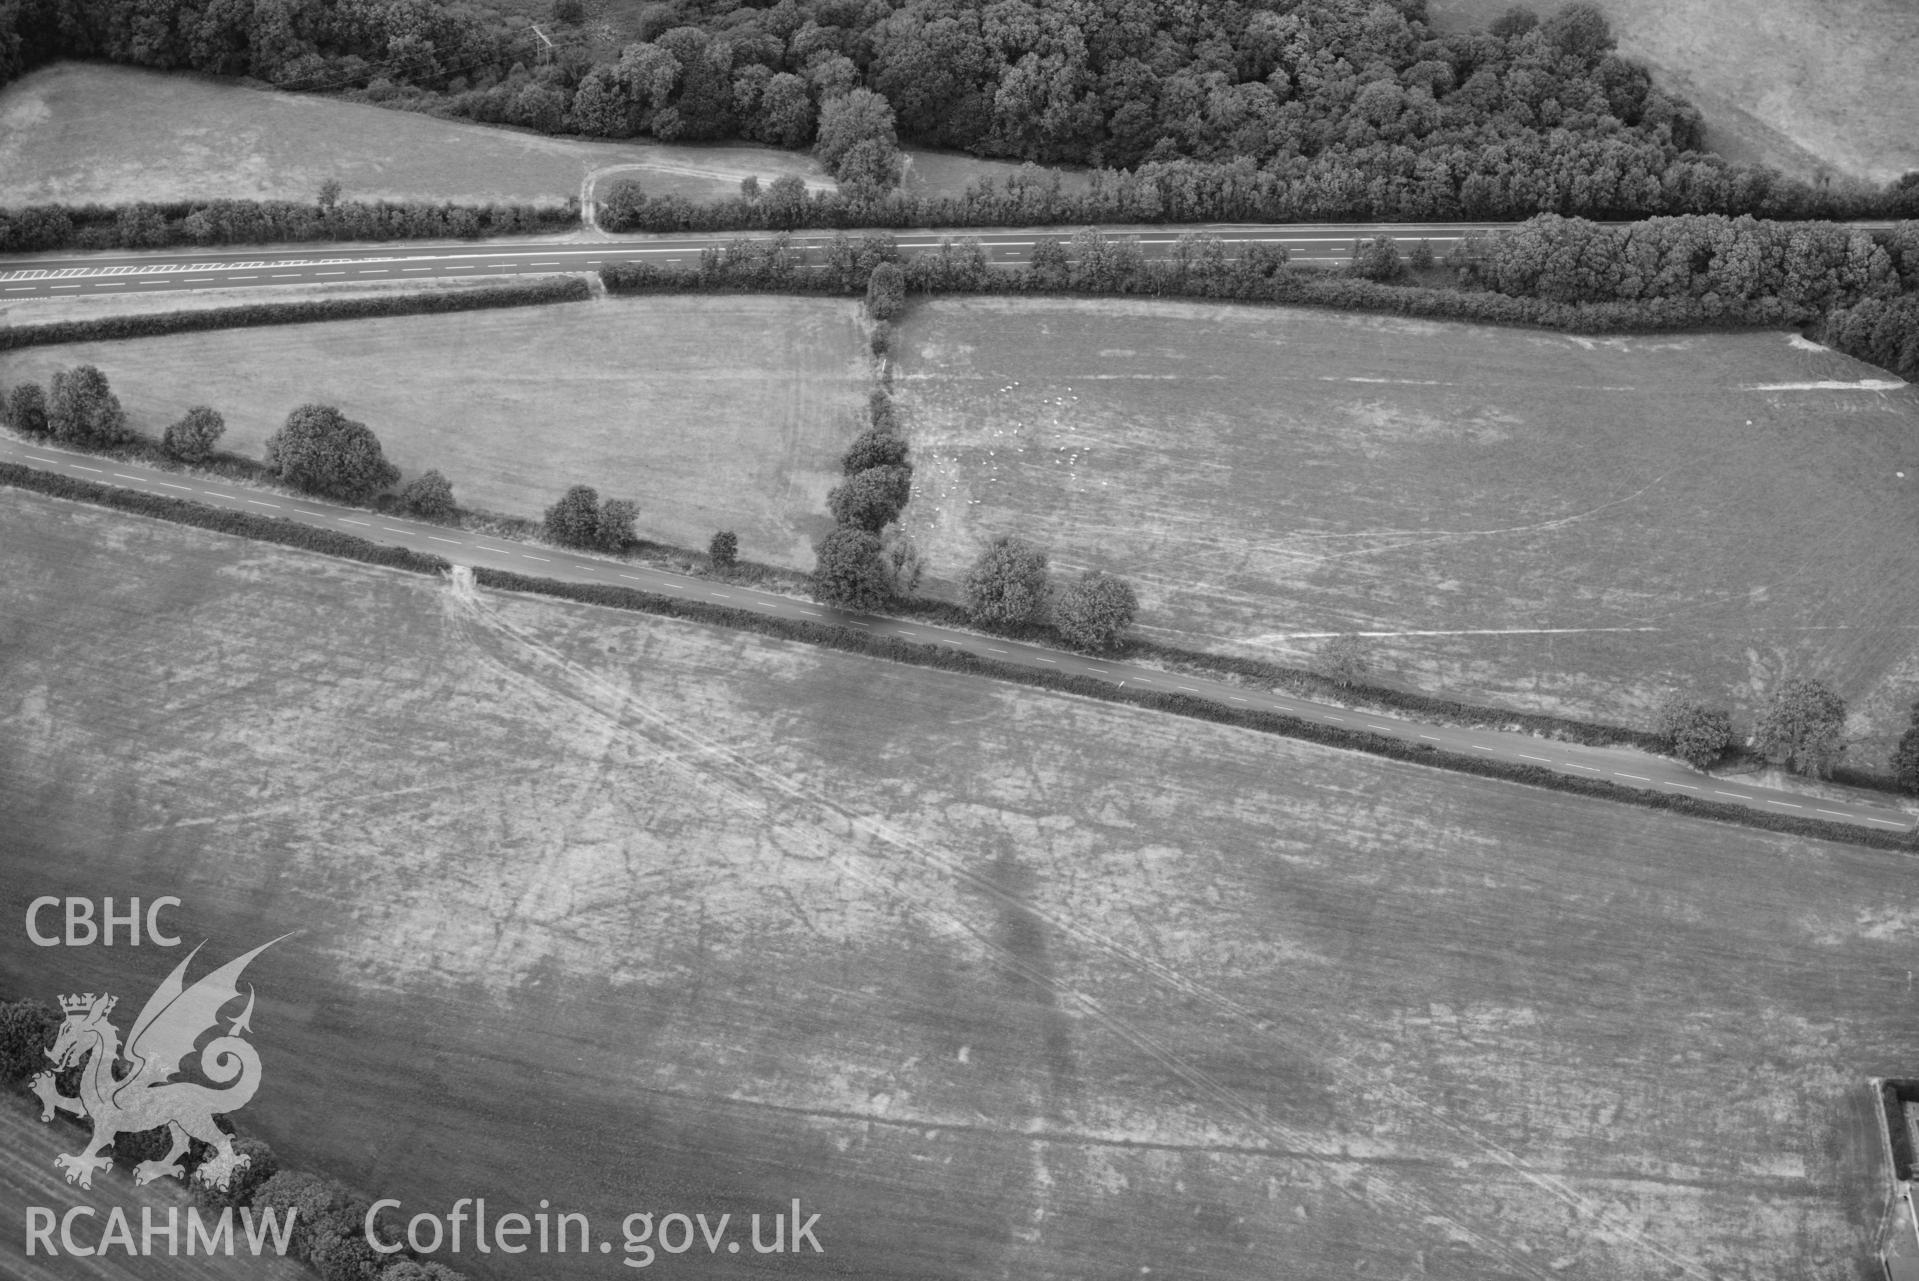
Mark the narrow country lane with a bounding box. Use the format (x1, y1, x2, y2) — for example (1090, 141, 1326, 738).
(2, 433, 1909, 836)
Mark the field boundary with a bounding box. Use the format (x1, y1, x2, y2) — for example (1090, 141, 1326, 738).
(0, 278, 592, 349)
(5, 459, 1908, 848)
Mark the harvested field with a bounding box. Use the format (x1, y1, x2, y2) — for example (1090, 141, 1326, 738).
(3, 491, 1916, 1279)
(1425, 0, 1919, 184)
(0, 295, 870, 567)
(0, 62, 830, 209)
(889, 298, 1919, 755)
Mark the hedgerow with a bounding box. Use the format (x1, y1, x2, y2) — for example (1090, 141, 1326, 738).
(0, 279, 592, 351)
(0, 464, 450, 574)
(0, 197, 577, 254)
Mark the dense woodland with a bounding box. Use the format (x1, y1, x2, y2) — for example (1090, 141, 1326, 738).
(3, 0, 1915, 223)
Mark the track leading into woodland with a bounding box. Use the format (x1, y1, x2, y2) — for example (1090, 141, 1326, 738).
(0, 223, 1505, 298)
(2, 433, 1911, 836)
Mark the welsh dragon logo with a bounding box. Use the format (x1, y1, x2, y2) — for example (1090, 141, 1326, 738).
(32, 937, 287, 1192)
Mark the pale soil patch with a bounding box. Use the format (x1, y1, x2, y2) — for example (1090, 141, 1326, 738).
(1425, 0, 1919, 184)
(891, 297, 1919, 755)
(0, 491, 1909, 1278)
(0, 62, 832, 207)
(0, 294, 868, 566)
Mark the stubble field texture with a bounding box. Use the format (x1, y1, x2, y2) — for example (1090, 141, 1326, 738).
(887, 297, 1919, 759)
(1426, 0, 1919, 184)
(0, 295, 871, 568)
(3, 492, 1917, 1280)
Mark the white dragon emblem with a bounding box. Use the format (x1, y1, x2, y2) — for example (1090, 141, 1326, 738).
(32, 937, 287, 1191)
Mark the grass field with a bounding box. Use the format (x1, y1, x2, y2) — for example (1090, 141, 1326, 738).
(3, 491, 1917, 1279)
(890, 297, 1919, 755)
(0, 295, 869, 567)
(0, 62, 831, 208)
(1426, 0, 1919, 184)
(0, 61, 1080, 213)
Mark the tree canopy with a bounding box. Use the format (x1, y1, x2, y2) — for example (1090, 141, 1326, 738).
(398, 469, 455, 519)
(964, 535, 1050, 627)
(47, 365, 130, 448)
(264, 404, 399, 500)
(813, 526, 890, 612)
(827, 464, 913, 533)
(1752, 677, 1847, 778)
(1655, 694, 1733, 770)
(1054, 570, 1138, 650)
(162, 405, 225, 463)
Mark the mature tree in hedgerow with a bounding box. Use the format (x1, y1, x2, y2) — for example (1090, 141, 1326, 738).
(1656, 694, 1734, 770)
(1891, 701, 1919, 793)
(709, 530, 739, 568)
(188, 1137, 279, 1214)
(398, 469, 455, 519)
(841, 425, 909, 475)
(597, 179, 647, 233)
(828, 464, 913, 532)
(865, 261, 906, 321)
(1317, 634, 1369, 688)
(544, 484, 602, 548)
(4, 382, 48, 435)
(964, 535, 1050, 628)
(48, 365, 130, 447)
(597, 498, 639, 552)
(878, 524, 925, 598)
(1351, 236, 1405, 283)
(812, 526, 890, 612)
(1054, 570, 1139, 650)
(162, 405, 226, 463)
(264, 404, 399, 500)
(1752, 676, 1848, 777)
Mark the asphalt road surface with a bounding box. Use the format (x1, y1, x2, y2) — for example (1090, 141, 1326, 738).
(0, 222, 1505, 299)
(3, 433, 1910, 835)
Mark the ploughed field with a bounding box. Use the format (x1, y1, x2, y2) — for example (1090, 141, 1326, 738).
(2, 491, 1915, 1280)
(0, 295, 870, 569)
(890, 298, 1919, 756)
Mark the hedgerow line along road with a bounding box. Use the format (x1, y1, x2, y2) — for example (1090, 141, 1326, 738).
(2, 433, 1909, 835)
(0, 223, 1508, 297)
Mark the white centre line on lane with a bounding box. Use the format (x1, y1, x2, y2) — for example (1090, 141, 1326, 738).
(475, 545, 509, 553)
(1324, 715, 1344, 722)
(246, 499, 278, 508)
(709, 591, 731, 598)
(799, 609, 821, 617)
(403, 267, 430, 272)
(986, 647, 1009, 654)
(316, 271, 345, 276)
(158, 482, 193, 491)
(1230, 696, 1248, 703)
(1713, 791, 1752, 800)
(339, 517, 370, 526)
(294, 508, 325, 516)
(1818, 809, 1851, 818)
(520, 553, 550, 562)
(1867, 817, 1908, 828)
(1766, 800, 1802, 809)
(50, 284, 80, 290)
(382, 526, 408, 533)
(24, 455, 57, 463)
(272, 273, 300, 278)
(1520, 754, 1552, 763)
(97, 282, 126, 288)
(1177, 684, 1198, 691)
(1038, 657, 1058, 664)
(112, 473, 143, 481)
(1614, 773, 1650, 782)
(1664, 782, 1699, 790)
(1472, 745, 1494, 751)
(1367, 724, 1393, 732)
(1419, 734, 1442, 742)
(71, 464, 102, 473)
(231, 275, 256, 280)
(428, 536, 462, 545)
